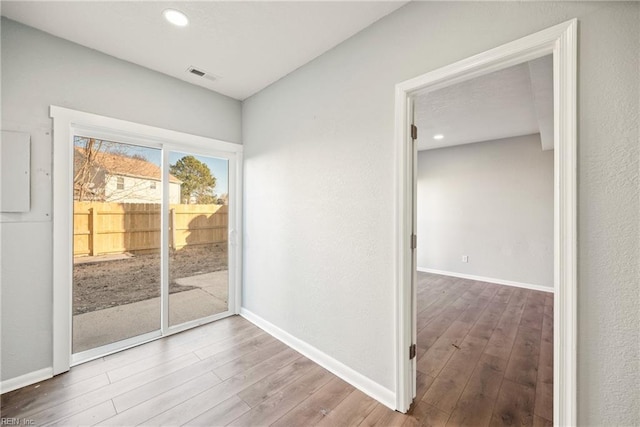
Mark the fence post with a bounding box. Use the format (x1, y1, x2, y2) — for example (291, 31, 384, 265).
(170, 208, 176, 250)
(90, 207, 98, 256)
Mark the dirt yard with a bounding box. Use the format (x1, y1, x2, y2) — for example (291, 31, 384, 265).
(73, 244, 227, 315)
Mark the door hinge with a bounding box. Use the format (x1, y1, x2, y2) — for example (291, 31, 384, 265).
(411, 234, 417, 250)
(410, 124, 418, 140)
(409, 343, 417, 360)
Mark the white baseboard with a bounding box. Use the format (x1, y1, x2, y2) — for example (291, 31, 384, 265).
(240, 308, 396, 410)
(417, 267, 554, 293)
(1, 367, 53, 394)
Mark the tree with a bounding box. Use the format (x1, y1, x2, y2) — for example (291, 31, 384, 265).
(74, 137, 104, 201)
(169, 156, 216, 204)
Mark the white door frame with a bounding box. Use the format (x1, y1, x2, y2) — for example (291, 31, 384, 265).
(393, 19, 577, 426)
(51, 106, 243, 374)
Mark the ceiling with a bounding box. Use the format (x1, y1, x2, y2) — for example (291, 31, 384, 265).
(1, 1, 407, 100)
(1, 2, 552, 144)
(415, 55, 553, 151)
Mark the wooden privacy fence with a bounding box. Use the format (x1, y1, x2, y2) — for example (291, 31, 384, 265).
(73, 202, 228, 256)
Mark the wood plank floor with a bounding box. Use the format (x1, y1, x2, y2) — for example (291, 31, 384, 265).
(1, 272, 552, 426)
(416, 273, 553, 427)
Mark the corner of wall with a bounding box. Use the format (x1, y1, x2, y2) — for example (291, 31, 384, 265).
(239, 307, 396, 410)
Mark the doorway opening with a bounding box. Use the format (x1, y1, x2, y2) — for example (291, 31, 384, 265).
(412, 55, 554, 424)
(52, 106, 243, 372)
(394, 19, 577, 426)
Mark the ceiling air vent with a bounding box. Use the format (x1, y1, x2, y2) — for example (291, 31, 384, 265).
(186, 66, 218, 82)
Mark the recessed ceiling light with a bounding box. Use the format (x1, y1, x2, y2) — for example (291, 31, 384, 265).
(163, 9, 189, 27)
(433, 134, 444, 140)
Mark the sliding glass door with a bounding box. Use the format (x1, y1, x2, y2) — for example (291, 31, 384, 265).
(167, 151, 230, 327)
(72, 137, 163, 355)
(69, 132, 239, 364)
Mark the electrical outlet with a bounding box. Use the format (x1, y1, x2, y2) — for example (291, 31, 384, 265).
(462, 255, 468, 263)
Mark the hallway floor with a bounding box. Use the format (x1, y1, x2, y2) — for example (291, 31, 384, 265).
(414, 272, 553, 426)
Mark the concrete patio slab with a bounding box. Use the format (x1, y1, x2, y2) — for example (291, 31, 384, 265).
(73, 271, 229, 353)
(175, 270, 229, 301)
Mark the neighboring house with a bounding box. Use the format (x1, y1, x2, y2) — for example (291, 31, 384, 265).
(74, 146, 182, 203)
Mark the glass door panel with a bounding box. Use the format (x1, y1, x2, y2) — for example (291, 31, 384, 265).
(72, 136, 162, 354)
(168, 151, 230, 327)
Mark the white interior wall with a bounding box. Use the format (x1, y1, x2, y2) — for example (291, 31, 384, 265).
(0, 17, 242, 384)
(416, 134, 554, 289)
(242, 2, 639, 424)
(1, 3, 638, 424)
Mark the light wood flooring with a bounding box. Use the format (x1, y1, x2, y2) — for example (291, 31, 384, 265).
(1, 272, 552, 426)
(415, 273, 553, 427)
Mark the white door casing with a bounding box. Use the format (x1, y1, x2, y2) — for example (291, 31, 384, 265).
(393, 19, 577, 426)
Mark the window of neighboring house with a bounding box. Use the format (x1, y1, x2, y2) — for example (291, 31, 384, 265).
(117, 177, 125, 190)
(150, 181, 157, 189)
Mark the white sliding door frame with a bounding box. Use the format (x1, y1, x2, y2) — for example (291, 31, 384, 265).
(51, 106, 243, 373)
(393, 19, 577, 426)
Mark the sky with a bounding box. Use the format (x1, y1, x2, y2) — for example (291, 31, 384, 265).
(75, 137, 229, 195)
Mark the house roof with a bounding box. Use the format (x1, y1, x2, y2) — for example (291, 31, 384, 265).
(75, 147, 182, 184)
